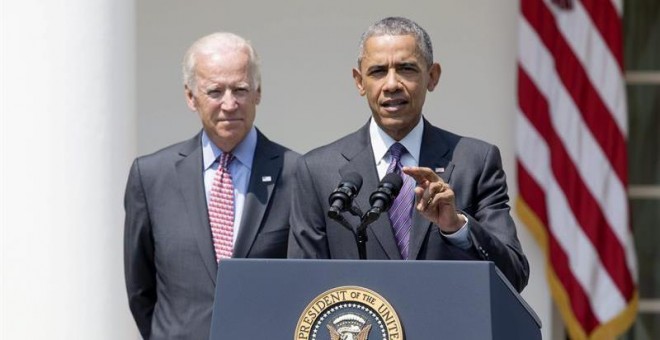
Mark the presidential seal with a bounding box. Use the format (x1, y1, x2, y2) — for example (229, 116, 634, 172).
(295, 286, 404, 340)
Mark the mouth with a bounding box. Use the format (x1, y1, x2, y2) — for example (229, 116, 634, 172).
(380, 98, 409, 111)
(217, 117, 243, 122)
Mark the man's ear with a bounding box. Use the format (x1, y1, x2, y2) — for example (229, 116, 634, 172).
(352, 68, 366, 96)
(255, 85, 261, 105)
(184, 85, 197, 111)
(427, 62, 441, 92)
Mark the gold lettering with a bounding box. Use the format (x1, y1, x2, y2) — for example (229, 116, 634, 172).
(377, 303, 389, 314)
(322, 295, 332, 306)
(329, 291, 340, 304)
(307, 309, 317, 320)
(387, 321, 400, 338)
(297, 325, 309, 339)
(314, 300, 326, 312)
(378, 305, 396, 326)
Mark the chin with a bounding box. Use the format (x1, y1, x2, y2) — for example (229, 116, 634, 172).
(380, 115, 411, 125)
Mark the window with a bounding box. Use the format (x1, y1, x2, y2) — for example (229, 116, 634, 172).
(622, 0, 660, 338)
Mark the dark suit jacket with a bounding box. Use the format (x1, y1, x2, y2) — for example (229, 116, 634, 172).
(124, 129, 299, 339)
(288, 119, 529, 292)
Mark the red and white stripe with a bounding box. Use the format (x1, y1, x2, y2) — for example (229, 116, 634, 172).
(209, 153, 235, 261)
(516, 0, 638, 338)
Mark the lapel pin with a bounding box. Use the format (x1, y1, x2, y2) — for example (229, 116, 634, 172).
(261, 176, 272, 182)
(435, 167, 445, 173)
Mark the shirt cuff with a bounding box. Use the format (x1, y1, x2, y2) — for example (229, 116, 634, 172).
(440, 214, 472, 250)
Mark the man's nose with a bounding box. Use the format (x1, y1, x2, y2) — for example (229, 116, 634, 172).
(383, 69, 400, 92)
(220, 91, 239, 111)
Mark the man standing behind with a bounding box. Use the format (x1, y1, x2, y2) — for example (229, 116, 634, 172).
(288, 17, 529, 292)
(124, 32, 299, 339)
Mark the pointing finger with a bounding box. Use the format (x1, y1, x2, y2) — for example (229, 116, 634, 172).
(402, 166, 440, 183)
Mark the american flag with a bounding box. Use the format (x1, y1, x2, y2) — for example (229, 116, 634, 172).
(516, 0, 639, 338)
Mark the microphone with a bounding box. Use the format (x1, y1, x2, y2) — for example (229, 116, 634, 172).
(364, 173, 403, 223)
(327, 172, 363, 219)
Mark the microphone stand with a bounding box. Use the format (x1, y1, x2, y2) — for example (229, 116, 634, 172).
(355, 208, 381, 260)
(328, 173, 400, 260)
(355, 222, 368, 260)
(329, 205, 376, 260)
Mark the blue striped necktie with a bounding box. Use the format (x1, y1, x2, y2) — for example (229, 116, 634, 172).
(386, 143, 415, 259)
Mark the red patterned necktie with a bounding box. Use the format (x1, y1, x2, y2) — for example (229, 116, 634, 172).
(387, 143, 415, 259)
(208, 152, 235, 262)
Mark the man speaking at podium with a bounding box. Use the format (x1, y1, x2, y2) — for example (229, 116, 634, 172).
(124, 33, 298, 339)
(288, 17, 529, 293)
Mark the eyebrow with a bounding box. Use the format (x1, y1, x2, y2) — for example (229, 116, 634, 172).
(366, 64, 387, 72)
(204, 86, 220, 92)
(366, 61, 420, 73)
(204, 82, 251, 91)
(397, 62, 420, 68)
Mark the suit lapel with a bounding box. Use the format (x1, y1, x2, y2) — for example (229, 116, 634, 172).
(408, 120, 455, 260)
(339, 123, 402, 260)
(174, 134, 218, 284)
(233, 131, 280, 258)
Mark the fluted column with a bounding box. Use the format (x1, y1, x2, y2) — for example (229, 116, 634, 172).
(2, 1, 138, 338)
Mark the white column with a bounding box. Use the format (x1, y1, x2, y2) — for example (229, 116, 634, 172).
(1, 1, 138, 338)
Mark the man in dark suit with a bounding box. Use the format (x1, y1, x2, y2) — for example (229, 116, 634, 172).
(124, 32, 298, 339)
(288, 17, 529, 292)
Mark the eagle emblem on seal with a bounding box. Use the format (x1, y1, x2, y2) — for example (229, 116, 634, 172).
(326, 313, 372, 340)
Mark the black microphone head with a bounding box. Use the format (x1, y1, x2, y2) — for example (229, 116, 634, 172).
(342, 172, 363, 192)
(368, 173, 403, 208)
(328, 172, 364, 218)
(381, 172, 403, 195)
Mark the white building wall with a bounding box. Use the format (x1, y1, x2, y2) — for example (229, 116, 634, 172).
(1, 0, 137, 338)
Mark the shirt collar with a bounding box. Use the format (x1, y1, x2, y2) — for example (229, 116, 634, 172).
(202, 127, 257, 170)
(369, 116, 423, 163)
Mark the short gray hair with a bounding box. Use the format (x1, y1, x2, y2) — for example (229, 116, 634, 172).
(357, 17, 433, 68)
(182, 32, 261, 92)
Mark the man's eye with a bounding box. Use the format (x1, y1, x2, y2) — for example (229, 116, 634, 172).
(207, 90, 222, 98)
(232, 88, 250, 98)
(369, 69, 386, 76)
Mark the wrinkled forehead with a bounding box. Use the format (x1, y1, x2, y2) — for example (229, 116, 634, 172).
(360, 35, 424, 64)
